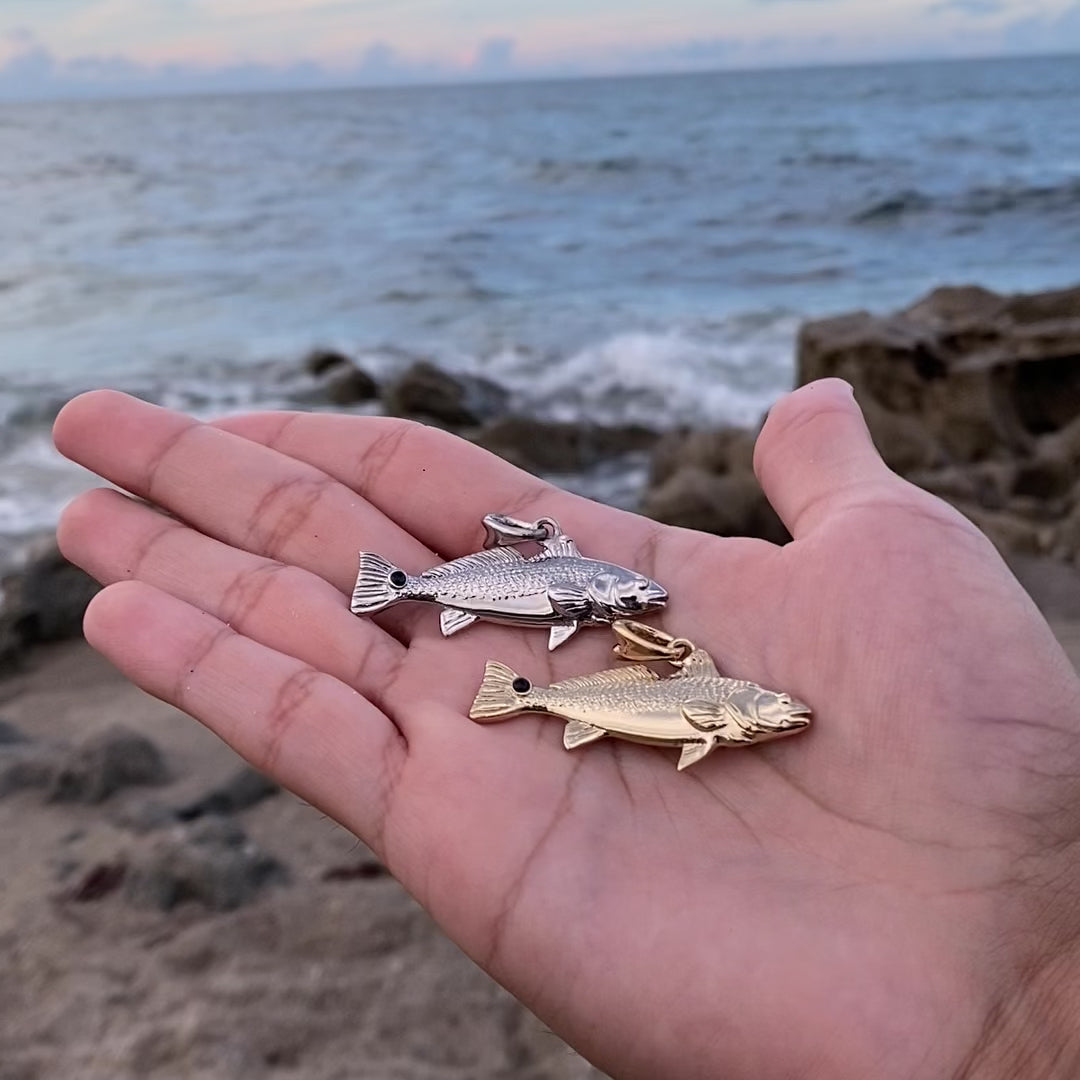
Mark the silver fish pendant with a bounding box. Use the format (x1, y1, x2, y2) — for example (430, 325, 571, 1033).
(351, 514, 669, 650)
(470, 621, 811, 769)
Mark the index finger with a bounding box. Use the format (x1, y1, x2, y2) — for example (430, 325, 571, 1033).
(212, 412, 734, 584)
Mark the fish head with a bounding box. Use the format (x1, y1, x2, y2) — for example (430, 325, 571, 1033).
(587, 567, 668, 620)
(725, 687, 812, 741)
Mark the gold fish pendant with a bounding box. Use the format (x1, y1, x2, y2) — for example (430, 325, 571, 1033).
(470, 621, 811, 770)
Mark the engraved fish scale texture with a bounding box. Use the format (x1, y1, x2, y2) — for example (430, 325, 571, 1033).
(419, 552, 609, 604)
(544, 673, 758, 713)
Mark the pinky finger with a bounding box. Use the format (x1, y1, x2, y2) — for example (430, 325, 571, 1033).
(84, 580, 407, 853)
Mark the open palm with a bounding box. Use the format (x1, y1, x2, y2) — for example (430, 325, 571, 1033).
(54, 380, 1080, 1080)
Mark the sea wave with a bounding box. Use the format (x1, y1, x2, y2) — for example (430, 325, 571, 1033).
(853, 176, 1080, 224)
(0, 315, 799, 539)
(527, 155, 687, 185)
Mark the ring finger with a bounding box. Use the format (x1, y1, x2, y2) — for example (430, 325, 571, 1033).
(58, 487, 407, 715)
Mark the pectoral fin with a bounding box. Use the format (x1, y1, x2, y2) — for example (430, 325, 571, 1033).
(440, 608, 479, 637)
(681, 700, 727, 732)
(548, 623, 580, 650)
(677, 740, 716, 771)
(564, 720, 607, 750)
(547, 582, 592, 620)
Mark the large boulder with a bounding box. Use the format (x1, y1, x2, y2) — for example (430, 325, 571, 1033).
(796, 283, 1080, 562)
(474, 417, 659, 474)
(643, 467, 789, 545)
(798, 284, 1080, 465)
(639, 426, 789, 543)
(383, 361, 510, 429)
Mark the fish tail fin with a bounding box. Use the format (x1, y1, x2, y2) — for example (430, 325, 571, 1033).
(351, 553, 407, 615)
(470, 661, 529, 723)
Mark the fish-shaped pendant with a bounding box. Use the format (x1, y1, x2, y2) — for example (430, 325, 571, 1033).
(470, 621, 811, 769)
(351, 514, 668, 650)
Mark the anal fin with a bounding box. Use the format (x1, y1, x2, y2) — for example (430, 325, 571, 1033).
(548, 622, 580, 651)
(677, 740, 716, 771)
(441, 608, 479, 637)
(564, 720, 607, 750)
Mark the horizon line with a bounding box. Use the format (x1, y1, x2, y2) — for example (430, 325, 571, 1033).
(1, 46, 1077, 108)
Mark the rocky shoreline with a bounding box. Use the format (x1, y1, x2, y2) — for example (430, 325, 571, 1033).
(5, 281, 1079, 675)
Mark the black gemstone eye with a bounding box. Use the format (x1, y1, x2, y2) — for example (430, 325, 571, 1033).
(512, 677, 532, 694)
(389, 570, 408, 589)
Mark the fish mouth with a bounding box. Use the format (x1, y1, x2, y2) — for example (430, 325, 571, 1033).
(617, 594, 656, 614)
(781, 702, 812, 729)
(637, 586, 668, 611)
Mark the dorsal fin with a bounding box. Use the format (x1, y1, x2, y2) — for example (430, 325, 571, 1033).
(534, 535, 581, 559)
(551, 665, 659, 691)
(673, 650, 721, 678)
(421, 546, 524, 579)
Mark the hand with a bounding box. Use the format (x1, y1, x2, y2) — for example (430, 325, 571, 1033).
(54, 380, 1080, 1080)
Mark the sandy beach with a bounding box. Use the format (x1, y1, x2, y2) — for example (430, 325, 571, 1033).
(0, 638, 603, 1080)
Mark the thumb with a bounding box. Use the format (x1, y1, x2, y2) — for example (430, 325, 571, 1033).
(754, 379, 896, 539)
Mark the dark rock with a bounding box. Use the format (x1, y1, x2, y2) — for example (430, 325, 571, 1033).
(70, 861, 128, 903)
(1038, 413, 1080, 467)
(908, 463, 1016, 513)
(798, 283, 1080, 466)
(473, 417, 659, 474)
(794, 283, 1080, 561)
(643, 468, 790, 545)
(384, 361, 510, 429)
(648, 428, 756, 489)
(296, 350, 379, 406)
(0, 718, 28, 744)
(108, 797, 180, 834)
(0, 537, 101, 671)
(48, 726, 168, 804)
(302, 347, 351, 377)
(0, 743, 62, 798)
(322, 366, 379, 405)
(1011, 457, 1076, 502)
(175, 765, 280, 821)
(322, 859, 388, 882)
(125, 816, 288, 912)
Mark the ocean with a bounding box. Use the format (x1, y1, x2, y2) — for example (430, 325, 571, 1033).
(1, 55, 1079, 542)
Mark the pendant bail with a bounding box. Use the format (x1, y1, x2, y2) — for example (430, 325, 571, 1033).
(611, 620, 694, 665)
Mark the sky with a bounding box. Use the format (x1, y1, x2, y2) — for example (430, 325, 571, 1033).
(0, 0, 1078, 99)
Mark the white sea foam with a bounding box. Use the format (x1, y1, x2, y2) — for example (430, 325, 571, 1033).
(488, 316, 801, 430)
(0, 314, 800, 540)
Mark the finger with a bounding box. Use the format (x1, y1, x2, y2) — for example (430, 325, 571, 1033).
(753, 379, 896, 539)
(58, 488, 406, 713)
(212, 411, 765, 590)
(53, 390, 438, 634)
(83, 580, 406, 850)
